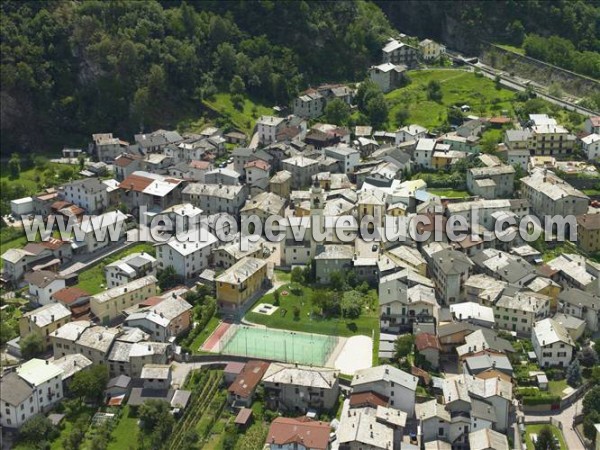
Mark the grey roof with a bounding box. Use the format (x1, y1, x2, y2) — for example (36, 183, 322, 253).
(534, 318, 575, 347)
(52, 354, 93, 380)
(23, 303, 71, 328)
(464, 354, 513, 374)
(107, 374, 132, 389)
(505, 129, 532, 142)
(471, 399, 497, 423)
(432, 249, 473, 275)
(24, 270, 63, 288)
(469, 428, 509, 450)
(352, 365, 418, 391)
(437, 322, 478, 338)
(0, 372, 33, 406)
(558, 288, 599, 309)
(262, 363, 339, 389)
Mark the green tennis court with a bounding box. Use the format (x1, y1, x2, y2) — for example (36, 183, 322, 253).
(217, 325, 338, 366)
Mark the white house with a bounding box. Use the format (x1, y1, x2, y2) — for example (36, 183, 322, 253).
(156, 230, 219, 279)
(61, 178, 109, 214)
(104, 252, 157, 288)
(532, 318, 575, 368)
(581, 133, 600, 161)
(257, 116, 286, 145)
(323, 145, 360, 174)
(0, 372, 37, 429)
(368, 62, 406, 93)
(72, 210, 128, 254)
(351, 364, 418, 416)
(414, 138, 437, 168)
(24, 270, 66, 306)
(395, 125, 427, 145)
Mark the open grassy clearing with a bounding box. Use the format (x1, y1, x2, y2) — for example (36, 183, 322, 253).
(202, 93, 272, 135)
(524, 424, 567, 450)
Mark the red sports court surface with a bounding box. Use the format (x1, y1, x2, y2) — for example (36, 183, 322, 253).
(200, 321, 230, 352)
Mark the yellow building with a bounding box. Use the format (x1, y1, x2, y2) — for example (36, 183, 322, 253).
(387, 202, 407, 217)
(577, 214, 600, 253)
(90, 275, 157, 324)
(216, 257, 268, 312)
(357, 191, 385, 227)
(19, 303, 71, 349)
(270, 170, 292, 200)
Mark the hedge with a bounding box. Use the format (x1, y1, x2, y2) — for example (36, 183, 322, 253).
(522, 395, 561, 405)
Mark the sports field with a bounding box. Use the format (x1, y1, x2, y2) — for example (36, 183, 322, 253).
(215, 324, 339, 366)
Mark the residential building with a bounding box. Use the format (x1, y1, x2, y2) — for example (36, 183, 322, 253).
(382, 38, 418, 67)
(456, 329, 514, 359)
(293, 90, 326, 119)
(395, 124, 427, 145)
(577, 214, 600, 253)
(240, 191, 286, 222)
(182, 183, 248, 215)
(416, 399, 451, 444)
(52, 286, 91, 319)
(270, 170, 292, 199)
(61, 178, 109, 214)
(216, 256, 269, 313)
(553, 313, 586, 341)
(50, 320, 93, 359)
(19, 303, 71, 349)
(581, 133, 600, 160)
(204, 168, 241, 186)
(450, 303, 495, 329)
(119, 171, 184, 211)
(419, 39, 445, 60)
(282, 155, 320, 189)
(313, 245, 354, 284)
(559, 288, 600, 332)
(338, 406, 405, 450)
(494, 291, 550, 335)
(368, 62, 406, 93)
(258, 116, 286, 145)
(462, 353, 513, 379)
(546, 254, 598, 291)
(16, 359, 64, 415)
(114, 153, 143, 182)
(24, 270, 66, 306)
(532, 318, 575, 367)
(104, 252, 157, 288)
(71, 210, 128, 254)
(228, 360, 270, 407)
(520, 169, 588, 218)
(0, 372, 37, 429)
(322, 146, 360, 174)
(244, 159, 271, 192)
(124, 293, 193, 342)
(108, 340, 171, 378)
(530, 124, 576, 156)
(91, 133, 128, 162)
(90, 275, 158, 324)
(469, 429, 509, 450)
(156, 230, 219, 279)
(414, 138, 437, 168)
(584, 116, 600, 134)
(466, 165, 515, 199)
(1, 239, 71, 283)
(415, 333, 441, 369)
(262, 363, 340, 413)
(265, 417, 331, 450)
(351, 365, 418, 416)
(429, 249, 473, 304)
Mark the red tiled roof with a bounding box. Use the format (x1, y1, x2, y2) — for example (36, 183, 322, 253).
(114, 154, 141, 167)
(190, 160, 211, 169)
(39, 238, 69, 250)
(52, 287, 90, 304)
(266, 417, 330, 450)
(488, 117, 512, 125)
(589, 116, 600, 126)
(415, 333, 441, 351)
(577, 213, 600, 231)
(411, 365, 431, 385)
(245, 159, 270, 171)
(51, 201, 72, 210)
(349, 391, 388, 408)
(228, 360, 270, 399)
(119, 174, 154, 192)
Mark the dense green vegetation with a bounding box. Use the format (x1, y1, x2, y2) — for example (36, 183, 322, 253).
(523, 34, 600, 79)
(1, 1, 392, 153)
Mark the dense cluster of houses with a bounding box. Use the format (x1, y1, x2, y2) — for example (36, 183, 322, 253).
(0, 34, 598, 449)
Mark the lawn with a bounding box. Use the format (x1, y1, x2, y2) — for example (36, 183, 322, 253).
(191, 316, 222, 353)
(583, 188, 600, 196)
(108, 405, 139, 450)
(547, 379, 568, 397)
(524, 424, 567, 450)
(428, 189, 470, 198)
(495, 43, 525, 55)
(202, 92, 272, 135)
(74, 243, 155, 294)
(385, 69, 516, 130)
(0, 162, 81, 199)
(245, 284, 379, 338)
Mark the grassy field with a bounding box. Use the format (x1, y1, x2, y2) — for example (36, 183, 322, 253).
(547, 380, 568, 397)
(495, 43, 525, 55)
(245, 284, 379, 338)
(202, 93, 272, 135)
(0, 163, 81, 198)
(191, 316, 222, 353)
(386, 69, 516, 129)
(74, 243, 155, 294)
(428, 189, 470, 198)
(524, 424, 567, 450)
(108, 405, 139, 450)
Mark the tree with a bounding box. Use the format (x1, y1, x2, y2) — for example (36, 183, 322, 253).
(70, 365, 109, 404)
(534, 426, 558, 450)
(324, 98, 351, 125)
(577, 346, 599, 367)
(235, 423, 268, 450)
(19, 414, 58, 446)
(446, 107, 464, 125)
(273, 290, 280, 306)
(394, 334, 414, 361)
(139, 400, 175, 448)
(583, 386, 600, 415)
(290, 267, 304, 284)
(230, 75, 245, 95)
(292, 305, 301, 320)
(157, 266, 183, 290)
(341, 290, 363, 319)
(494, 75, 502, 90)
(566, 359, 582, 387)
(20, 333, 44, 359)
(366, 95, 388, 129)
(584, 410, 600, 441)
(426, 80, 442, 102)
(78, 154, 85, 171)
(329, 271, 346, 291)
(8, 153, 21, 180)
(394, 107, 410, 127)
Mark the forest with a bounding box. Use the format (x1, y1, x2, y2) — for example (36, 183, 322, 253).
(1, 0, 598, 155)
(0, 0, 392, 154)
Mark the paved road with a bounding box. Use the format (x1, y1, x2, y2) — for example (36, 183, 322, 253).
(523, 397, 585, 450)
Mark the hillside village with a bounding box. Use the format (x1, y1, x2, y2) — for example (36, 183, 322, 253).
(1, 31, 600, 450)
